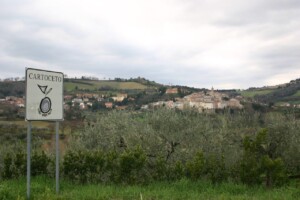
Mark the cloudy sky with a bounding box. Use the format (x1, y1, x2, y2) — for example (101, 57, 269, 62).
(1, 0, 300, 89)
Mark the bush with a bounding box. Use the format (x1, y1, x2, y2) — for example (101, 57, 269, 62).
(186, 151, 205, 180)
(149, 156, 168, 181)
(2, 151, 51, 179)
(31, 151, 51, 176)
(240, 129, 287, 187)
(118, 146, 147, 184)
(63, 147, 148, 184)
(63, 151, 90, 183)
(2, 152, 26, 179)
(204, 154, 227, 184)
(168, 161, 185, 181)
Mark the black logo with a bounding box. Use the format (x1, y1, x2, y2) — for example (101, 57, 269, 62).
(38, 85, 52, 116)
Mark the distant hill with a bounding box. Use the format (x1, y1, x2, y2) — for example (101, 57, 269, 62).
(64, 79, 153, 92)
(1, 77, 299, 106)
(0, 77, 163, 97)
(240, 78, 300, 105)
(0, 81, 25, 98)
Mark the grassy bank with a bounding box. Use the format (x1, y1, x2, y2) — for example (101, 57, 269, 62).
(0, 176, 299, 200)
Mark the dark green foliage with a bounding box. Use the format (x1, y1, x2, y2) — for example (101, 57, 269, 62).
(1, 109, 299, 188)
(168, 161, 185, 181)
(63, 151, 94, 183)
(118, 146, 147, 184)
(260, 156, 287, 187)
(2, 152, 26, 179)
(186, 151, 205, 180)
(67, 109, 299, 186)
(1, 151, 52, 179)
(254, 81, 300, 104)
(31, 151, 51, 176)
(186, 152, 227, 184)
(204, 154, 227, 184)
(63, 147, 148, 184)
(0, 81, 25, 98)
(149, 156, 168, 181)
(240, 129, 287, 187)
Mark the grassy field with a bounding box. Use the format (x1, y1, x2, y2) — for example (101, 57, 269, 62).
(292, 90, 300, 97)
(240, 89, 275, 98)
(1, 176, 299, 200)
(0, 120, 50, 128)
(64, 80, 150, 92)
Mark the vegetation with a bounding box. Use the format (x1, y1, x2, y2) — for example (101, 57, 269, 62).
(0, 81, 25, 98)
(240, 79, 300, 105)
(0, 176, 299, 200)
(1, 77, 300, 199)
(64, 79, 150, 92)
(1, 110, 299, 186)
(240, 89, 275, 98)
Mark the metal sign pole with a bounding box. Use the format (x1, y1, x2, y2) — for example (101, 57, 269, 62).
(27, 121, 32, 199)
(55, 121, 60, 194)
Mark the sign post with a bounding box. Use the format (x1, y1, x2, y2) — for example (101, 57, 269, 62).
(25, 68, 63, 199)
(55, 121, 59, 193)
(26, 121, 31, 199)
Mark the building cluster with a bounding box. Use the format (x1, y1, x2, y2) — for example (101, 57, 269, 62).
(143, 88, 243, 112)
(0, 92, 129, 115)
(0, 96, 25, 107)
(64, 93, 129, 110)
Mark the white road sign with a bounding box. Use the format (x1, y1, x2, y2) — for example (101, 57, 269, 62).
(26, 68, 64, 121)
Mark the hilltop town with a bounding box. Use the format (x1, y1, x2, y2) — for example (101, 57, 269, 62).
(143, 88, 243, 112)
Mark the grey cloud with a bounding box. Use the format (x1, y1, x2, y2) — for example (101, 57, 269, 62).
(3, 36, 84, 64)
(1, 0, 300, 89)
(254, 45, 300, 71)
(102, 42, 154, 59)
(214, 0, 300, 27)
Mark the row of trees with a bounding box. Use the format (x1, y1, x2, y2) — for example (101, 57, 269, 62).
(0, 129, 287, 187)
(0, 109, 299, 187)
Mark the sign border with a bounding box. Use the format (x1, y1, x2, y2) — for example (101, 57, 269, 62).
(25, 67, 64, 121)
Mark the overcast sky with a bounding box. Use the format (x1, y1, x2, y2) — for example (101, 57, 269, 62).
(1, 0, 300, 89)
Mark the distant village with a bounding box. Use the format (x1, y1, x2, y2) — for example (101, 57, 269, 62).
(1, 84, 299, 119)
(142, 87, 244, 112)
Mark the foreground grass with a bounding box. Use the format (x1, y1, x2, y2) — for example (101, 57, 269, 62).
(1, 177, 299, 200)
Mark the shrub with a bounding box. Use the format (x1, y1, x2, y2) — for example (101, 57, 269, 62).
(31, 151, 51, 176)
(2, 151, 52, 179)
(204, 154, 227, 184)
(186, 151, 205, 180)
(63, 151, 90, 183)
(118, 146, 147, 184)
(2, 152, 26, 179)
(240, 129, 287, 187)
(150, 156, 168, 181)
(168, 161, 185, 181)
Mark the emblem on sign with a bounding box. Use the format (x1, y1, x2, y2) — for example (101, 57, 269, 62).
(38, 84, 52, 116)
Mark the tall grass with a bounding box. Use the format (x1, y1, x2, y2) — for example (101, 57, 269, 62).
(0, 176, 299, 200)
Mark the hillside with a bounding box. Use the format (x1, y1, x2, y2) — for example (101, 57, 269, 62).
(0, 81, 25, 98)
(0, 77, 161, 97)
(64, 79, 154, 92)
(1, 77, 300, 106)
(240, 78, 300, 105)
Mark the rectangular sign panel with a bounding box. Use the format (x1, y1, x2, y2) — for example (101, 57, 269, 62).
(26, 68, 64, 121)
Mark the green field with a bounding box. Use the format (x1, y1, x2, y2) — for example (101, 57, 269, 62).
(64, 80, 150, 92)
(292, 90, 300, 97)
(1, 176, 299, 200)
(240, 89, 275, 98)
(0, 120, 50, 128)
